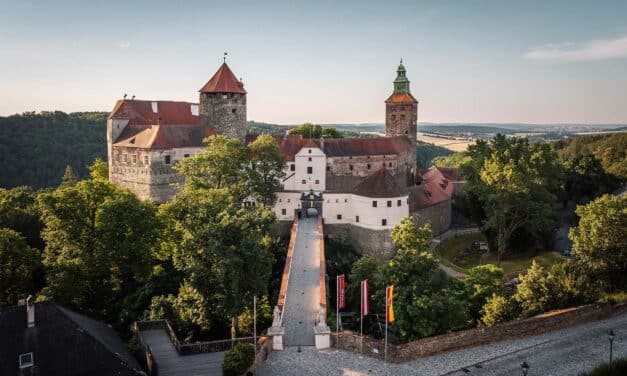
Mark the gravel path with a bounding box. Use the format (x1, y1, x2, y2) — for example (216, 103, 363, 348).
(282, 216, 320, 347)
(257, 311, 627, 375)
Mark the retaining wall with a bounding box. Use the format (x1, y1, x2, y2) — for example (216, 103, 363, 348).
(333, 302, 626, 363)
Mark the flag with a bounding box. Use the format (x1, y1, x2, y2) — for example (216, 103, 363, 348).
(337, 275, 346, 310)
(386, 285, 394, 323)
(361, 280, 370, 316)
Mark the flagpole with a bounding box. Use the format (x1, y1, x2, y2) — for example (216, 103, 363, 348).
(384, 288, 388, 363)
(336, 275, 339, 348)
(253, 295, 257, 359)
(360, 281, 364, 354)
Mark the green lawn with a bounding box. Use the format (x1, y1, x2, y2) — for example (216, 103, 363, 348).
(434, 233, 565, 278)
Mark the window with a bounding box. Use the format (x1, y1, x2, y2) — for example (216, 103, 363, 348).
(372, 201, 377, 208)
(367, 164, 371, 169)
(164, 155, 171, 165)
(335, 199, 339, 203)
(232, 109, 236, 114)
(400, 114, 406, 121)
(355, 216, 359, 223)
(326, 166, 330, 171)
(308, 157, 312, 161)
(290, 164, 295, 171)
(391, 115, 397, 121)
(184, 154, 190, 158)
(287, 199, 291, 203)
(302, 179, 306, 184)
(349, 165, 354, 171)
(143, 155, 149, 165)
(279, 199, 282, 202)
(281, 209, 286, 215)
(337, 214, 342, 220)
(397, 199, 402, 207)
(315, 179, 319, 184)
(307, 166, 313, 174)
(123, 154, 128, 163)
(387, 200, 392, 207)
(19, 353, 33, 369)
(308, 149, 312, 154)
(132, 155, 137, 164)
(382, 219, 387, 226)
(389, 162, 392, 167)
(344, 198, 348, 203)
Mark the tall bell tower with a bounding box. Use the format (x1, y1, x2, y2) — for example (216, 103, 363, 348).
(385, 60, 418, 180)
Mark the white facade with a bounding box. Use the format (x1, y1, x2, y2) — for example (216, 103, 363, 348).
(283, 147, 326, 192)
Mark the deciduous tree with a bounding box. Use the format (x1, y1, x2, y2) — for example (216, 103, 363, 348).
(0, 228, 40, 305)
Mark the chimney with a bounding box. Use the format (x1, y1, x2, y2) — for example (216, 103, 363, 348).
(26, 295, 35, 328)
(320, 137, 324, 151)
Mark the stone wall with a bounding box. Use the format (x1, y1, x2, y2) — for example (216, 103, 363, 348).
(385, 102, 417, 170)
(411, 199, 452, 236)
(199, 92, 247, 141)
(325, 224, 395, 260)
(333, 302, 626, 363)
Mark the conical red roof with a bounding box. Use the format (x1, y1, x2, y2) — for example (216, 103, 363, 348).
(199, 63, 246, 94)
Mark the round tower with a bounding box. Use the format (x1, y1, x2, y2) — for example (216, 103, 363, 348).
(199, 63, 247, 141)
(385, 60, 418, 180)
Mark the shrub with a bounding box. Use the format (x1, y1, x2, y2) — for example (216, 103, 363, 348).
(579, 358, 627, 376)
(481, 293, 516, 326)
(222, 342, 255, 376)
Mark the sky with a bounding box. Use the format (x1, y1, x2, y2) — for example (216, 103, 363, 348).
(1, 0, 626, 124)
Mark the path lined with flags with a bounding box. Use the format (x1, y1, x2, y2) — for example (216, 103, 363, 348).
(281, 216, 321, 347)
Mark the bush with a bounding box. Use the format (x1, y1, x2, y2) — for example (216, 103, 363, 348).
(222, 342, 255, 376)
(481, 293, 516, 326)
(580, 358, 627, 376)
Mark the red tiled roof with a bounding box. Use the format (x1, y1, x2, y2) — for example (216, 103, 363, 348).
(109, 99, 199, 126)
(409, 166, 455, 210)
(199, 63, 246, 94)
(322, 136, 412, 157)
(385, 92, 418, 104)
(113, 123, 215, 149)
(352, 168, 409, 198)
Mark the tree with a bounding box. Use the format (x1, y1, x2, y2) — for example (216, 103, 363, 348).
(480, 293, 516, 326)
(569, 195, 627, 291)
(474, 135, 559, 263)
(37, 166, 161, 319)
(347, 256, 383, 313)
(383, 219, 471, 341)
(60, 165, 78, 188)
(0, 228, 40, 305)
(0, 186, 43, 249)
(513, 261, 552, 317)
(288, 123, 342, 139)
(246, 134, 285, 206)
(175, 135, 247, 192)
(390, 217, 431, 252)
(463, 265, 504, 321)
(563, 155, 619, 204)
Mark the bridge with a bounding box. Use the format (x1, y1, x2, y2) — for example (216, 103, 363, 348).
(268, 214, 331, 350)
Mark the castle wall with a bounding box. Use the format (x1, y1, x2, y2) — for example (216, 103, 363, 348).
(199, 92, 247, 141)
(411, 199, 452, 236)
(274, 192, 302, 221)
(110, 146, 203, 203)
(324, 224, 395, 260)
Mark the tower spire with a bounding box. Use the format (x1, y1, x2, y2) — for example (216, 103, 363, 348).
(223, 52, 228, 63)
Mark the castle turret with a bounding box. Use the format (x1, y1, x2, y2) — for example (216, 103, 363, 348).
(385, 60, 418, 182)
(199, 63, 247, 141)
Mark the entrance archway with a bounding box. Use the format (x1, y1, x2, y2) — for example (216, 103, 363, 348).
(300, 190, 323, 217)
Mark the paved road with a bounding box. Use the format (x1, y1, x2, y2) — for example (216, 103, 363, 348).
(139, 329, 225, 375)
(257, 312, 627, 375)
(282, 216, 321, 347)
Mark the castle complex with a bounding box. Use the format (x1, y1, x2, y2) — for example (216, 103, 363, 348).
(107, 62, 462, 257)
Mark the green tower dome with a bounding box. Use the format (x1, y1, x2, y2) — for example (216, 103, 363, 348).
(393, 59, 410, 94)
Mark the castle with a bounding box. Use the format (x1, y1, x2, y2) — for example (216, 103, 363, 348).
(107, 62, 462, 257)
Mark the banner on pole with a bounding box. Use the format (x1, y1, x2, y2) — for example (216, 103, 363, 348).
(338, 274, 346, 310)
(361, 280, 370, 316)
(386, 285, 394, 323)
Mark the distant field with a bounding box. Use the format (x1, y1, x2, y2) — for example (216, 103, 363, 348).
(416, 132, 475, 152)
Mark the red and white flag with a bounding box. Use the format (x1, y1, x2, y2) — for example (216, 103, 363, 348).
(361, 279, 370, 316)
(337, 275, 346, 310)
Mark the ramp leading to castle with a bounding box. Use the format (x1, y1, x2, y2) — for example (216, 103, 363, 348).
(281, 216, 323, 347)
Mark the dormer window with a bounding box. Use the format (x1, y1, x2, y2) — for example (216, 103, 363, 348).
(19, 353, 34, 369)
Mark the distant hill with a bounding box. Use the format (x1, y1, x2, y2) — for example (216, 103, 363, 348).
(0, 111, 108, 189)
(553, 133, 627, 180)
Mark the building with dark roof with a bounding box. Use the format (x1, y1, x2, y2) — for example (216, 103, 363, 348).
(0, 299, 143, 376)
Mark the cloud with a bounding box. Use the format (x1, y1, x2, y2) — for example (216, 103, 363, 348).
(119, 41, 131, 49)
(524, 36, 627, 61)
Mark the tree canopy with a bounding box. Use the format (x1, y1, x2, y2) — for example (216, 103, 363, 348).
(288, 123, 342, 139)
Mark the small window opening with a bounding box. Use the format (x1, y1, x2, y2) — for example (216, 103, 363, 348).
(372, 201, 377, 208)
(382, 219, 387, 226)
(164, 155, 171, 165)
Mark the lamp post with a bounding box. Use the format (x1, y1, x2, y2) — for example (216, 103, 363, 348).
(609, 330, 615, 364)
(520, 361, 530, 376)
